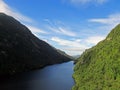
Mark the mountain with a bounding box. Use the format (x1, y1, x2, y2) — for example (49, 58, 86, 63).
(73, 55, 80, 60)
(56, 49, 74, 60)
(0, 13, 72, 75)
(72, 24, 120, 90)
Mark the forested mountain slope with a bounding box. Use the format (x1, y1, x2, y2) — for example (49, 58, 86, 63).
(73, 24, 120, 90)
(0, 13, 72, 75)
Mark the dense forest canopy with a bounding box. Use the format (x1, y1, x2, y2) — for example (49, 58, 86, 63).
(73, 24, 120, 90)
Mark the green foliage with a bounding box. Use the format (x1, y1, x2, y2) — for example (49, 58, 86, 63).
(73, 24, 120, 90)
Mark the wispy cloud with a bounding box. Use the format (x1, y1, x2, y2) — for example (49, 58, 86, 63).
(51, 37, 87, 48)
(0, 0, 33, 23)
(51, 37, 88, 55)
(26, 25, 48, 34)
(49, 26, 76, 37)
(45, 19, 76, 37)
(51, 36, 104, 55)
(64, 0, 107, 5)
(0, 0, 47, 36)
(89, 13, 120, 26)
(85, 36, 105, 45)
(88, 13, 120, 36)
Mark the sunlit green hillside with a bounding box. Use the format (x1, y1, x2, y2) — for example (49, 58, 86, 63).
(73, 24, 120, 90)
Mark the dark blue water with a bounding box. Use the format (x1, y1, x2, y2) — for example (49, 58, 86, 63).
(0, 61, 74, 90)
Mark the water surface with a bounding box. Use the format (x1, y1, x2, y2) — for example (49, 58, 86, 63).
(0, 61, 74, 90)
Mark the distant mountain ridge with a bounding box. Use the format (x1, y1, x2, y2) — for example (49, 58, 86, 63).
(0, 13, 72, 75)
(73, 24, 120, 90)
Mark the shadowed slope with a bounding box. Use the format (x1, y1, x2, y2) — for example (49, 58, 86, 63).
(0, 13, 72, 75)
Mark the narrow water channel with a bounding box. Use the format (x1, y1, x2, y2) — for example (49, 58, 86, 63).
(0, 61, 74, 90)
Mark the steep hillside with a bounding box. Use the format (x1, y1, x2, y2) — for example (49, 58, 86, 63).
(73, 24, 120, 90)
(56, 49, 74, 60)
(0, 13, 72, 75)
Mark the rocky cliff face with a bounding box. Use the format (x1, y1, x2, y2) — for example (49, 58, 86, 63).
(0, 13, 72, 75)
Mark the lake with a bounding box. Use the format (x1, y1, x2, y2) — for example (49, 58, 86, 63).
(0, 61, 74, 90)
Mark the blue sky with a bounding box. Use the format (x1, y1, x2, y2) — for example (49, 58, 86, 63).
(0, 0, 120, 55)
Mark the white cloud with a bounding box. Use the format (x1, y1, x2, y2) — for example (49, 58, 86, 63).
(51, 36, 105, 55)
(89, 13, 120, 26)
(51, 37, 89, 55)
(68, 0, 107, 5)
(27, 25, 48, 34)
(0, 0, 47, 35)
(85, 36, 105, 44)
(45, 19, 76, 37)
(58, 27, 76, 36)
(0, 0, 33, 23)
(51, 37, 87, 48)
(88, 13, 120, 37)
(48, 25, 76, 37)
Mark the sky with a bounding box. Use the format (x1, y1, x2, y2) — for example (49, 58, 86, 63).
(0, 0, 120, 56)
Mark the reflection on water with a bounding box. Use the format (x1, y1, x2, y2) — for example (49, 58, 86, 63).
(0, 61, 74, 90)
